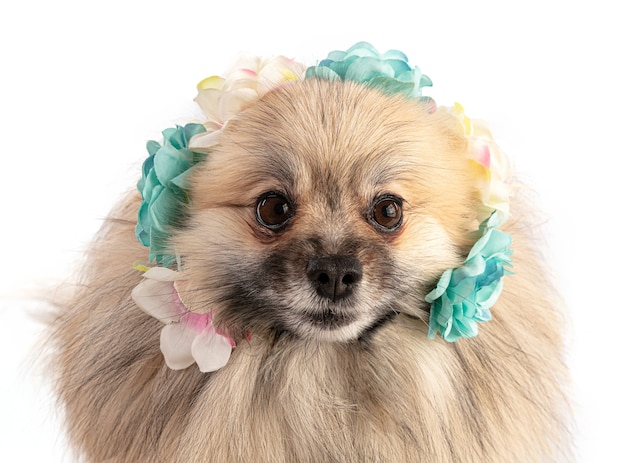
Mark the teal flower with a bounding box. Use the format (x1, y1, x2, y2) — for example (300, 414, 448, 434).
(426, 212, 513, 342)
(136, 123, 207, 265)
(305, 41, 432, 98)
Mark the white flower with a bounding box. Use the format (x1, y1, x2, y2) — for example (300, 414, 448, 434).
(189, 54, 306, 151)
(131, 267, 234, 372)
(450, 103, 512, 224)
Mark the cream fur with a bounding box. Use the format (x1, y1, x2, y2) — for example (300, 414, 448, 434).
(48, 80, 572, 462)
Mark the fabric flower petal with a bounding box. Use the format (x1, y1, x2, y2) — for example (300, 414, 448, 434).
(383, 49, 409, 61)
(135, 201, 152, 247)
(142, 267, 184, 281)
(305, 65, 340, 81)
(131, 276, 184, 323)
(257, 56, 306, 93)
(425, 268, 452, 302)
(188, 130, 222, 152)
(223, 53, 262, 78)
(191, 327, 233, 373)
(153, 146, 192, 185)
(223, 70, 259, 89)
(344, 41, 379, 57)
(139, 169, 160, 203)
(160, 322, 196, 370)
(195, 88, 225, 124)
(197, 75, 224, 91)
(218, 87, 258, 120)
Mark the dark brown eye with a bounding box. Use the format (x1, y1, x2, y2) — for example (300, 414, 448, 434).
(370, 196, 403, 231)
(256, 192, 294, 231)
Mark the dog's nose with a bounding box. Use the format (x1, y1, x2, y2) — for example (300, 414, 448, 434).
(306, 255, 363, 301)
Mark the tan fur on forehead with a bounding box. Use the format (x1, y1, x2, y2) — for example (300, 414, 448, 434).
(189, 79, 475, 242)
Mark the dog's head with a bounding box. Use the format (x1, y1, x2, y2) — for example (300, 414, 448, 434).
(169, 79, 478, 343)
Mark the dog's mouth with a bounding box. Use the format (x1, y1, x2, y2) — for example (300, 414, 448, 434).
(292, 303, 397, 343)
(305, 307, 356, 329)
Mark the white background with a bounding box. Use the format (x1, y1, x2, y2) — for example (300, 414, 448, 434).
(1, 1, 623, 461)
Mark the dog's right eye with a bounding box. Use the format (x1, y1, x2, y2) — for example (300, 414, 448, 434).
(256, 192, 295, 231)
(369, 195, 403, 232)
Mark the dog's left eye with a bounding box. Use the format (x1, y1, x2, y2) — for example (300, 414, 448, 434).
(256, 192, 295, 231)
(369, 196, 403, 231)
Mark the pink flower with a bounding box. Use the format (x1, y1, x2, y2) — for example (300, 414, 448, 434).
(131, 267, 234, 372)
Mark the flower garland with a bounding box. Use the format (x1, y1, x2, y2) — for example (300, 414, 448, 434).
(132, 42, 514, 372)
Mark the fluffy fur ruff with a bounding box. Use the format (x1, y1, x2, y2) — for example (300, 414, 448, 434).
(48, 80, 571, 462)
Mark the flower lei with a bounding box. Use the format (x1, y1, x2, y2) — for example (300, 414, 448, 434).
(132, 42, 514, 372)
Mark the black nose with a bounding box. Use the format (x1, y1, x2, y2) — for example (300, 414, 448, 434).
(306, 255, 363, 301)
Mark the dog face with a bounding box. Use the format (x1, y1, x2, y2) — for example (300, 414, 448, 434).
(173, 79, 477, 343)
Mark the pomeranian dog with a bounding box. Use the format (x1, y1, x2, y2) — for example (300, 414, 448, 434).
(49, 45, 571, 462)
